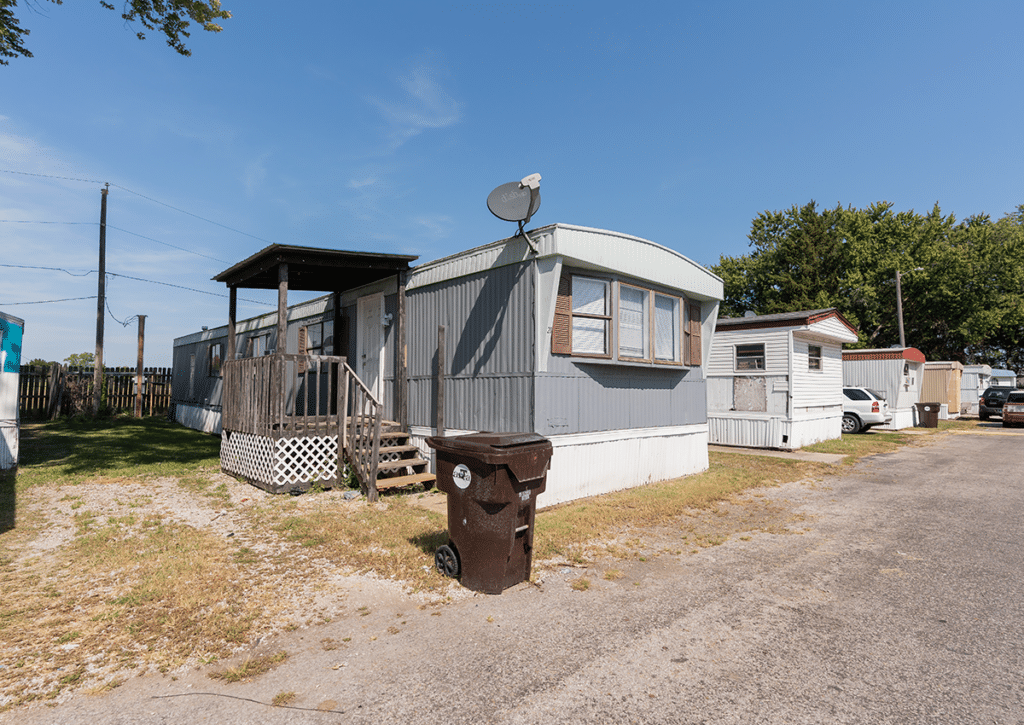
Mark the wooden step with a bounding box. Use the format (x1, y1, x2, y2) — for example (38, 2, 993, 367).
(374, 472, 436, 491)
(377, 457, 430, 473)
(378, 444, 418, 456)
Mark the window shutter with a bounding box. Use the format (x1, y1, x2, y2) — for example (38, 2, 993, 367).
(551, 272, 572, 355)
(297, 325, 308, 373)
(688, 303, 702, 366)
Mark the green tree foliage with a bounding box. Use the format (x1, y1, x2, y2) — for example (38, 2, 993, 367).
(64, 352, 95, 367)
(1, 0, 230, 65)
(713, 202, 1024, 369)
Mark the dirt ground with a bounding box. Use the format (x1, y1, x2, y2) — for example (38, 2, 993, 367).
(0, 463, 811, 715)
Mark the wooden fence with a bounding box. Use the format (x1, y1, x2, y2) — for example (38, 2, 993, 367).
(19, 365, 173, 419)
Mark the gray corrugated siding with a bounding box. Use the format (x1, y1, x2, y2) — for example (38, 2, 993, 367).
(407, 262, 535, 432)
(535, 359, 706, 436)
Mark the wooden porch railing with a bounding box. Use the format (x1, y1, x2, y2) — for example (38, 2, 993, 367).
(221, 354, 385, 500)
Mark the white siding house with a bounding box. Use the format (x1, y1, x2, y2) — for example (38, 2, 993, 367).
(960, 364, 992, 416)
(707, 309, 858, 449)
(843, 348, 925, 430)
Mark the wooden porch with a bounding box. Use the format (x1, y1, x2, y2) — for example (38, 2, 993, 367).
(220, 354, 433, 500)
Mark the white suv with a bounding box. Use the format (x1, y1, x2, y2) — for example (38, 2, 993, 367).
(842, 387, 892, 433)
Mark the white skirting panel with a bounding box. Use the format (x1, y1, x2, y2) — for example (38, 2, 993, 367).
(407, 424, 709, 509)
(788, 411, 842, 449)
(220, 430, 339, 493)
(0, 420, 18, 471)
(708, 413, 785, 449)
(879, 407, 917, 430)
(174, 403, 223, 434)
(538, 425, 708, 509)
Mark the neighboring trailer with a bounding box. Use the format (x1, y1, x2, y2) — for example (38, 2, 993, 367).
(991, 369, 1018, 388)
(1, 311, 25, 474)
(922, 361, 964, 420)
(706, 309, 858, 450)
(961, 364, 992, 416)
(843, 348, 925, 430)
(174, 224, 724, 508)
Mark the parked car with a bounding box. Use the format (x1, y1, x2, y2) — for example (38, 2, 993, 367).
(1002, 391, 1024, 428)
(979, 386, 1015, 420)
(842, 387, 892, 434)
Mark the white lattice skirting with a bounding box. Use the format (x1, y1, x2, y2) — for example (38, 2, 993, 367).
(220, 431, 339, 493)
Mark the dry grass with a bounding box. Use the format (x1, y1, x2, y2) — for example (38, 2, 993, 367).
(208, 651, 289, 683)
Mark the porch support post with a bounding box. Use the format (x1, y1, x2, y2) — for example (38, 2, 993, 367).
(332, 291, 342, 357)
(396, 270, 408, 430)
(276, 263, 289, 354)
(227, 286, 237, 362)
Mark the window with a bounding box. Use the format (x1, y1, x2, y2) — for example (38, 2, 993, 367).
(618, 284, 650, 360)
(735, 343, 764, 371)
(684, 302, 702, 366)
(208, 343, 222, 377)
(246, 333, 270, 357)
(553, 271, 694, 365)
(808, 345, 822, 371)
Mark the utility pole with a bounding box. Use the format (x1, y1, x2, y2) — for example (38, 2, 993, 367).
(134, 315, 146, 418)
(895, 270, 905, 349)
(94, 184, 108, 415)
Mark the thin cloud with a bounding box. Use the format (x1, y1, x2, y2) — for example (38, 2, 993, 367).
(370, 64, 463, 151)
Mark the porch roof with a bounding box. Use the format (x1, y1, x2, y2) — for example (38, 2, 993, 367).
(213, 244, 418, 291)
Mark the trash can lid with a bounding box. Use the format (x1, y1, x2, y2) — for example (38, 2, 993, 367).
(426, 432, 549, 454)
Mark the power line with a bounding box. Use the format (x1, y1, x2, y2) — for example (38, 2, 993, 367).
(106, 225, 230, 264)
(2, 168, 278, 247)
(106, 271, 273, 305)
(0, 262, 95, 276)
(0, 220, 95, 225)
(0, 296, 97, 305)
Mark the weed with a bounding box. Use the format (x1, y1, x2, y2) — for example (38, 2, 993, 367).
(208, 652, 289, 683)
(570, 578, 590, 592)
(272, 691, 298, 707)
(603, 569, 623, 581)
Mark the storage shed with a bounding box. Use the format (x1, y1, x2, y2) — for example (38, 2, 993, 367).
(706, 308, 858, 449)
(1, 311, 24, 476)
(922, 361, 963, 420)
(960, 364, 992, 416)
(173, 224, 724, 508)
(842, 348, 925, 429)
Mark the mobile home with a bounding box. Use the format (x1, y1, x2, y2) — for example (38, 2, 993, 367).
(706, 309, 858, 450)
(922, 361, 963, 420)
(843, 348, 925, 430)
(960, 364, 992, 416)
(173, 224, 724, 508)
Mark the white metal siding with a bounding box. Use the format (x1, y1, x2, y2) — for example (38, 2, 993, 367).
(791, 337, 843, 409)
(707, 328, 790, 376)
(807, 316, 858, 342)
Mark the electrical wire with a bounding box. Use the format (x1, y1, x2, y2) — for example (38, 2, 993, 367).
(106, 272, 273, 306)
(0, 296, 97, 305)
(105, 225, 230, 264)
(0, 263, 94, 277)
(0, 220, 95, 225)
(0, 169, 105, 184)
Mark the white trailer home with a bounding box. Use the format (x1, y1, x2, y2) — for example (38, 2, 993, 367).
(706, 308, 858, 450)
(961, 364, 992, 416)
(843, 348, 925, 430)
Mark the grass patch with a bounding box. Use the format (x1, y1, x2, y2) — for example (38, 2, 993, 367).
(272, 691, 298, 706)
(803, 430, 918, 458)
(533, 452, 826, 561)
(208, 652, 289, 683)
(17, 418, 221, 489)
(272, 496, 449, 591)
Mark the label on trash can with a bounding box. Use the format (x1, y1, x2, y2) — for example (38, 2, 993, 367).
(453, 464, 472, 489)
(519, 490, 531, 502)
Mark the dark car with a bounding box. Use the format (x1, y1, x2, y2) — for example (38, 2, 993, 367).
(980, 386, 1015, 420)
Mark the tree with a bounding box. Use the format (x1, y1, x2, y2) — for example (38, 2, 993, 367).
(64, 352, 95, 367)
(1, 0, 230, 65)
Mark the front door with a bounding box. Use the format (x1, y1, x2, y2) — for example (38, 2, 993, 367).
(356, 293, 384, 401)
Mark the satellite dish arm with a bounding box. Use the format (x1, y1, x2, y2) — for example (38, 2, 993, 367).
(518, 220, 539, 254)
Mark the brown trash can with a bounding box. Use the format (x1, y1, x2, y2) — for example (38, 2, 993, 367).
(426, 432, 553, 595)
(915, 402, 940, 428)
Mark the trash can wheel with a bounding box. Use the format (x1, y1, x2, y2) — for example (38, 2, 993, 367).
(435, 544, 460, 578)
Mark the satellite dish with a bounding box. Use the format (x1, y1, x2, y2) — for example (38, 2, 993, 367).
(487, 179, 541, 223)
(486, 173, 543, 253)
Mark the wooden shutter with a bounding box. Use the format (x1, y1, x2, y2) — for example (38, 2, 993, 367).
(551, 272, 572, 355)
(297, 325, 308, 373)
(687, 303, 702, 366)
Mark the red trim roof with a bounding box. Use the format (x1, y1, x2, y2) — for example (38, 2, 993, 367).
(842, 347, 926, 363)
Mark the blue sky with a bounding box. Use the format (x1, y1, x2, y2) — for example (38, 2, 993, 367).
(3, 0, 1023, 367)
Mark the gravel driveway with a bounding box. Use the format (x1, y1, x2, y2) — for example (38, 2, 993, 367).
(6, 429, 1023, 724)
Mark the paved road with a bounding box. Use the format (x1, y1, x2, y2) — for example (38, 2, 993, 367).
(8, 431, 1024, 724)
